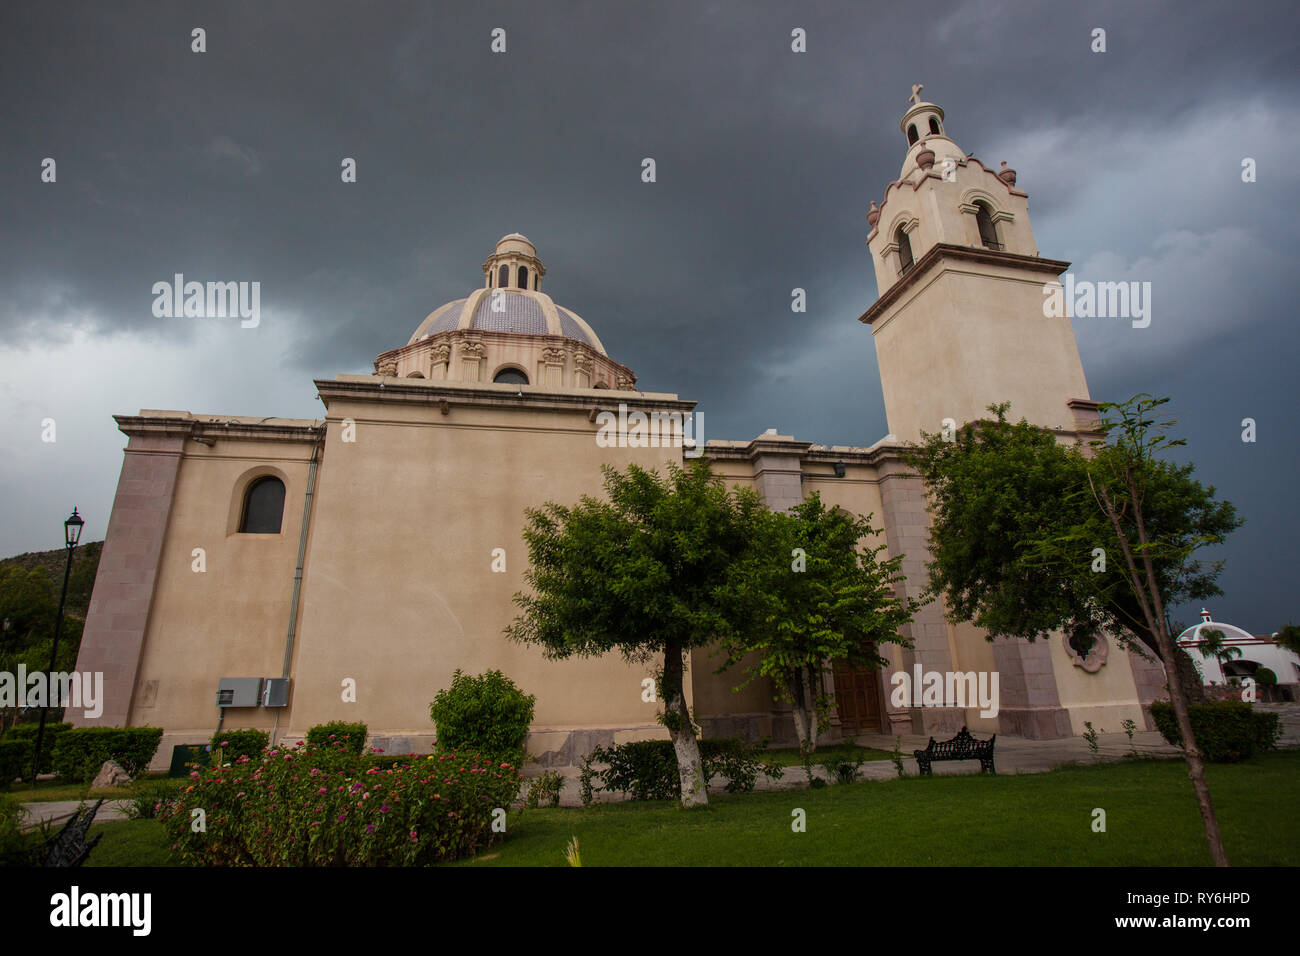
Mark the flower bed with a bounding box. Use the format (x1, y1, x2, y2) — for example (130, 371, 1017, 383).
(161, 741, 523, 865)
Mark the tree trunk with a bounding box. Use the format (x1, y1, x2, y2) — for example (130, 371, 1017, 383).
(662, 641, 707, 808)
(1098, 477, 1228, 866)
(1134, 629, 1206, 704)
(790, 666, 818, 755)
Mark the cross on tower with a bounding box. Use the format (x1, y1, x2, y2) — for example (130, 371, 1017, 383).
(909, 84, 924, 106)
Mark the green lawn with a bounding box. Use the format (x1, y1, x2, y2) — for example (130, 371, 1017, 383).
(55, 751, 1300, 867)
(5, 778, 133, 803)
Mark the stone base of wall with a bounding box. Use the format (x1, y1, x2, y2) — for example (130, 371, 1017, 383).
(997, 706, 1073, 739)
(913, 706, 967, 737)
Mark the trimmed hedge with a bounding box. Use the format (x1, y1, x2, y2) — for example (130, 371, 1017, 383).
(306, 721, 369, 755)
(430, 670, 535, 763)
(4, 722, 73, 775)
(51, 727, 164, 782)
(0, 739, 34, 789)
(1150, 700, 1282, 763)
(578, 737, 784, 803)
(210, 729, 269, 760)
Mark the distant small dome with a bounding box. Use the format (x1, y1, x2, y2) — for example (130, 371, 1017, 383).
(1176, 610, 1255, 645)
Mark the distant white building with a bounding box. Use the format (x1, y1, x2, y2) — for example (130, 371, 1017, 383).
(1177, 609, 1300, 688)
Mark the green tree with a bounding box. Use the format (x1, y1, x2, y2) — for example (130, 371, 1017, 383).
(907, 395, 1241, 866)
(0, 566, 83, 734)
(1273, 622, 1300, 656)
(718, 493, 920, 756)
(507, 460, 765, 808)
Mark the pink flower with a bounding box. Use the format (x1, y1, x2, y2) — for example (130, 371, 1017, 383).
(318, 787, 327, 794)
(365, 824, 376, 834)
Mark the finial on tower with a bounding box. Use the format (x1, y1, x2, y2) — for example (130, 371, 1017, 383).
(909, 84, 924, 106)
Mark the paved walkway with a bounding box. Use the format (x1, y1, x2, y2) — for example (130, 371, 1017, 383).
(18, 798, 135, 831)
(532, 702, 1300, 806)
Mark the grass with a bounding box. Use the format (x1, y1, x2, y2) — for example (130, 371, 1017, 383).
(84, 820, 180, 867)
(761, 742, 895, 768)
(5, 778, 133, 803)
(51, 750, 1300, 867)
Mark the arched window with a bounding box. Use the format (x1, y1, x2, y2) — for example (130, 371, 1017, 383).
(928, 116, 941, 135)
(533, 273, 539, 290)
(498, 265, 509, 288)
(493, 367, 529, 385)
(518, 266, 528, 289)
(975, 203, 1001, 250)
(907, 124, 919, 146)
(239, 477, 285, 534)
(896, 225, 914, 274)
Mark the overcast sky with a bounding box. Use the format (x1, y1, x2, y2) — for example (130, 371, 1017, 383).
(2, 0, 1297, 634)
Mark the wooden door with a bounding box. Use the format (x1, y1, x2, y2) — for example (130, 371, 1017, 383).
(832, 653, 883, 735)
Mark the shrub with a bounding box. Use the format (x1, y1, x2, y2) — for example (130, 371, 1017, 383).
(0, 795, 34, 866)
(430, 670, 536, 763)
(160, 742, 523, 866)
(822, 750, 867, 785)
(1255, 667, 1277, 686)
(579, 737, 782, 802)
(0, 739, 34, 789)
(126, 777, 183, 820)
(3, 722, 73, 776)
(524, 770, 564, 808)
(1150, 700, 1282, 763)
(51, 727, 163, 782)
(306, 721, 369, 755)
(702, 737, 784, 793)
(210, 729, 269, 761)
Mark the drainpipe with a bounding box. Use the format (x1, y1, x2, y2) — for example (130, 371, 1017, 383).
(274, 428, 324, 744)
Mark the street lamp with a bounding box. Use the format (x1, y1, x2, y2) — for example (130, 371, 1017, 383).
(31, 508, 84, 781)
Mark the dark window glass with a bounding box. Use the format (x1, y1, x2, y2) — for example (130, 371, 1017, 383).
(494, 368, 529, 385)
(907, 124, 919, 145)
(518, 266, 528, 289)
(896, 226, 914, 273)
(240, 477, 285, 534)
(976, 204, 1001, 250)
(533, 273, 539, 290)
(928, 117, 940, 135)
(498, 265, 509, 288)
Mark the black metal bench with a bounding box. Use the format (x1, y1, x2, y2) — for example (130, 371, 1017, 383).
(913, 726, 995, 775)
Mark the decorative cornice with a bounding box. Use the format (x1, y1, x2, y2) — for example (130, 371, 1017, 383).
(315, 377, 693, 415)
(859, 243, 1071, 326)
(114, 415, 325, 444)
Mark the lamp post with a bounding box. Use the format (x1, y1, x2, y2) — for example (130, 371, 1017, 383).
(31, 508, 84, 781)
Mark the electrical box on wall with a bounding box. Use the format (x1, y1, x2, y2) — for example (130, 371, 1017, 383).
(216, 677, 262, 708)
(261, 678, 291, 707)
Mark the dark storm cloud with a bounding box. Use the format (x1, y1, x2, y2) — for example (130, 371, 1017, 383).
(2, 0, 1298, 631)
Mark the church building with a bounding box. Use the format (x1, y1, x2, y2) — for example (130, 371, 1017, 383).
(70, 93, 1164, 768)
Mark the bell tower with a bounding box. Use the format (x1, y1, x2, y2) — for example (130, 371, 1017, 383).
(860, 87, 1097, 442)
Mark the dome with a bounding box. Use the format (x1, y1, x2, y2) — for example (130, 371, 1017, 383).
(377, 234, 637, 391)
(407, 288, 606, 354)
(1176, 610, 1255, 645)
